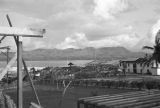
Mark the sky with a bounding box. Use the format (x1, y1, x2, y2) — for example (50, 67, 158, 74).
(0, 0, 160, 51)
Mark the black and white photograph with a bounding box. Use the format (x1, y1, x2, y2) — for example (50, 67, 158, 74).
(1, 0, 160, 108)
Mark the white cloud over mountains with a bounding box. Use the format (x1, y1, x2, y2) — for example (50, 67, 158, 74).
(0, 0, 160, 51)
(56, 32, 139, 49)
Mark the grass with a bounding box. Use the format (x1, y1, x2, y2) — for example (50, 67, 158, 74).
(4, 85, 136, 108)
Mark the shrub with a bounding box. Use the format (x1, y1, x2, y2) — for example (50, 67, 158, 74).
(136, 81, 144, 90)
(106, 80, 112, 88)
(130, 81, 137, 88)
(90, 91, 98, 96)
(145, 81, 155, 90)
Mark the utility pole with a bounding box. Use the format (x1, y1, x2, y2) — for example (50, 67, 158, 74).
(0, 25, 45, 108)
(6, 47, 9, 84)
(6, 14, 42, 106)
(17, 36, 23, 108)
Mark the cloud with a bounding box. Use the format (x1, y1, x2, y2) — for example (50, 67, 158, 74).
(56, 33, 88, 49)
(23, 39, 46, 50)
(134, 18, 160, 51)
(0, 0, 159, 52)
(93, 0, 128, 19)
(139, 19, 160, 50)
(0, 0, 133, 51)
(56, 32, 139, 49)
(7, 12, 45, 27)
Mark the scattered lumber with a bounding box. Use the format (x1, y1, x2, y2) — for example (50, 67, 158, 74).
(77, 90, 160, 108)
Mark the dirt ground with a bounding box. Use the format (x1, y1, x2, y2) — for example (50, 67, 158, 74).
(5, 85, 136, 108)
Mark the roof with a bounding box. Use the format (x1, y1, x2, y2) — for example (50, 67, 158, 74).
(86, 60, 119, 66)
(120, 57, 148, 64)
(120, 58, 138, 62)
(135, 58, 148, 63)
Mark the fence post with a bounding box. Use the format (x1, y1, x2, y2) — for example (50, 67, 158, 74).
(77, 101, 80, 108)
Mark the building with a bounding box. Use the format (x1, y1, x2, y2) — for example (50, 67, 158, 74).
(119, 58, 160, 75)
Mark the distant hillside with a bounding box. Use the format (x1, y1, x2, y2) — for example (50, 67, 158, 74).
(0, 47, 145, 61)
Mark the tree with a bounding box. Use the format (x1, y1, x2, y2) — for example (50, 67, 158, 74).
(68, 62, 74, 74)
(30, 67, 36, 79)
(68, 62, 74, 67)
(142, 30, 160, 67)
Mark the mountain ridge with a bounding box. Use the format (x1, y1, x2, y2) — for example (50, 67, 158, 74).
(0, 47, 145, 61)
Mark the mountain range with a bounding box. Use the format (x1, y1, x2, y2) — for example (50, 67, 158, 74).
(0, 47, 145, 61)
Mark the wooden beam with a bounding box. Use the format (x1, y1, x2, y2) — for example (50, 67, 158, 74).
(6, 14, 41, 106)
(0, 36, 6, 43)
(0, 52, 17, 80)
(77, 101, 81, 108)
(30, 102, 42, 108)
(22, 60, 41, 106)
(0, 27, 45, 37)
(0, 46, 10, 50)
(6, 14, 18, 43)
(17, 36, 23, 108)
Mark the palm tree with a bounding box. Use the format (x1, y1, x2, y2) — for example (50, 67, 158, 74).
(68, 62, 74, 67)
(142, 30, 160, 67)
(68, 62, 74, 74)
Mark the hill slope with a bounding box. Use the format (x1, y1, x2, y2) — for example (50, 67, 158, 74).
(0, 47, 144, 61)
(22, 47, 144, 61)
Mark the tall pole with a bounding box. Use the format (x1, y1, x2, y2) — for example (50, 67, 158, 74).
(7, 47, 9, 64)
(7, 47, 9, 84)
(17, 36, 23, 108)
(6, 14, 41, 106)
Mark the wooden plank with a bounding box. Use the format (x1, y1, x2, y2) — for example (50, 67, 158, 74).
(134, 101, 160, 108)
(0, 46, 10, 49)
(30, 102, 41, 108)
(100, 93, 160, 106)
(0, 52, 17, 80)
(152, 105, 160, 108)
(17, 37, 23, 108)
(88, 91, 156, 104)
(22, 60, 41, 106)
(80, 91, 138, 101)
(0, 27, 45, 37)
(114, 96, 160, 108)
(79, 90, 160, 108)
(82, 91, 159, 108)
(98, 93, 160, 107)
(80, 90, 158, 101)
(83, 90, 159, 103)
